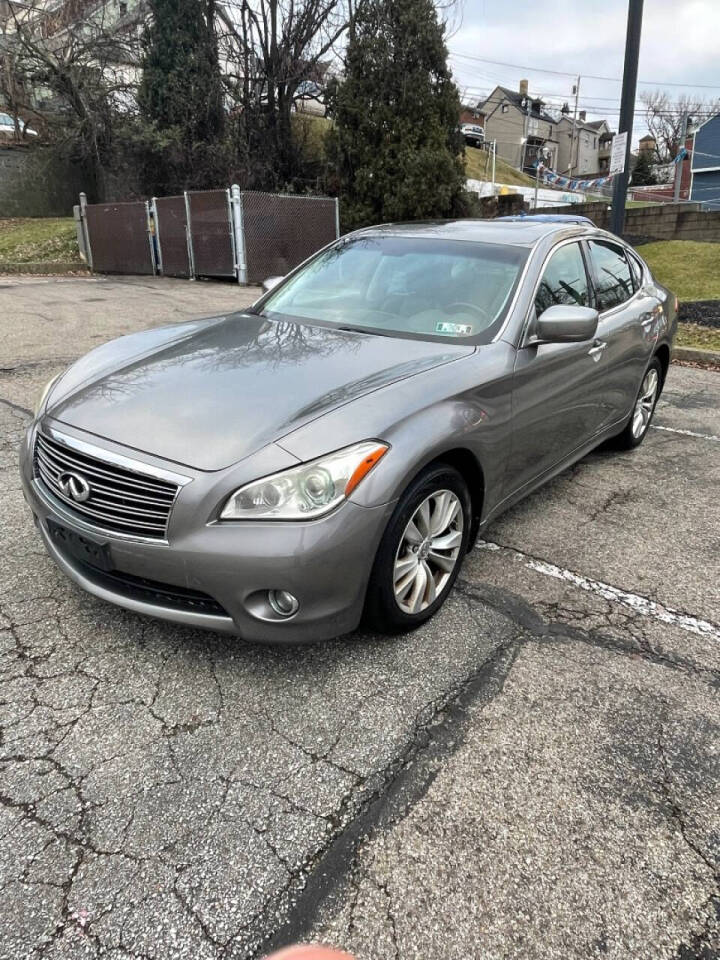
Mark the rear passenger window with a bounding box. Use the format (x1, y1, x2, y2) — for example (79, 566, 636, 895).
(534, 243, 589, 317)
(588, 240, 634, 311)
(627, 251, 644, 290)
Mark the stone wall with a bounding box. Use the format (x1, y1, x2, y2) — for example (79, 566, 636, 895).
(0, 145, 85, 217)
(538, 201, 720, 242)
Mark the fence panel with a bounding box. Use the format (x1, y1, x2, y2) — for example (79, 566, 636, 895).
(84, 201, 154, 275)
(240, 192, 338, 284)
(154, 195, 191, 278)
(187, 189, 235, 278)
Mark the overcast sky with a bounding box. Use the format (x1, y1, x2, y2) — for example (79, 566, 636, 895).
(447, 0, 720, 146)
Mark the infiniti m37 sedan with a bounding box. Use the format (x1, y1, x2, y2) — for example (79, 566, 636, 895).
(20, 221, 676, 642)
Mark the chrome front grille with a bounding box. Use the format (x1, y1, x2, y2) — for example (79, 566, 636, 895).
(34, 431, 180, 540)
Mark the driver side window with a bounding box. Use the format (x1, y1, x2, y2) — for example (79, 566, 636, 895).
(534, 243, 590, 317)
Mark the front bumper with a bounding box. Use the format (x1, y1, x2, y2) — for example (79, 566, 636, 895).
(20, 426, 395, 643)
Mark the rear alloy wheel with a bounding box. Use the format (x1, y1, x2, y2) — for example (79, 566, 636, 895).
(616, 357, 662, 449)
(632, 366, 660, 439)
(364, 465, 471, 633)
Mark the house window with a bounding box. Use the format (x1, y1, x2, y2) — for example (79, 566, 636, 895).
(548, 125, 552, 138)
(593, 137, 597, 149)
(501, 103, 509, 113)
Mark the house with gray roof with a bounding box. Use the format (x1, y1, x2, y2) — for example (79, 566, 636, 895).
(479, 81, 559, 174)
(556, 113, 615, 176)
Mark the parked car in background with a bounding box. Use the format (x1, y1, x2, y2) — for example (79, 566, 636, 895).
(461, 123, 485, 147)
(21, 221, 676, 643)
(0, 112, 37, 139)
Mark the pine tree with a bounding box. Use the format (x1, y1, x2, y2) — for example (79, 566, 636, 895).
(631, 151, 657, 186)
(137, 0, 225, 193)
(327, 0, 466, 229)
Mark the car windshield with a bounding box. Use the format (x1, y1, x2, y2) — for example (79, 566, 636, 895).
(260, 235, 528, 344)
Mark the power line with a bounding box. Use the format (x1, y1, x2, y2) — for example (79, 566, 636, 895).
(449, 50, 720, 90)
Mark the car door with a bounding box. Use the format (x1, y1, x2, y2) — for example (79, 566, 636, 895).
(585, 239, 658, 433)
(508, 239, 606, 495)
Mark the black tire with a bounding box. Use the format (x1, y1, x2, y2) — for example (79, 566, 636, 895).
(615, 356, 663, 449)
(363, 464, 471, 634)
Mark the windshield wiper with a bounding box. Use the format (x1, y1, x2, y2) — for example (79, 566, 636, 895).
(337, 325, 392, 337)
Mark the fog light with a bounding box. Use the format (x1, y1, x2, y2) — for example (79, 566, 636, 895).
(267, 589, 299, 618)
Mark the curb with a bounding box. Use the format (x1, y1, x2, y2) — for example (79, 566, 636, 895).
(674, 346, 720, 368)
(0, 261, 88, 276)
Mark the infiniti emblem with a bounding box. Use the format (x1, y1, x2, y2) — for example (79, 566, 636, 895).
(58, 471, 91, 503)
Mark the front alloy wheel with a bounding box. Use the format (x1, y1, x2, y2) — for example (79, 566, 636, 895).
(364, 464, 471, 633)
(393, 490, 463, 614)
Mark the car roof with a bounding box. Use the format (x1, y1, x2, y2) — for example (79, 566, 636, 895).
(352, 219, 596, 247)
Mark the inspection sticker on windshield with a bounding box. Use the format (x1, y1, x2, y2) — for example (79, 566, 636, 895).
(435, 321, 473, 336)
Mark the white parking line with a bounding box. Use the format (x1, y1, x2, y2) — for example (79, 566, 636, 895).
(651, 424, 720, 443)
(477, 540, 720, 643)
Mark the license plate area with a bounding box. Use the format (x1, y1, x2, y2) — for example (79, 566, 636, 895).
(46, 518, 113, 572)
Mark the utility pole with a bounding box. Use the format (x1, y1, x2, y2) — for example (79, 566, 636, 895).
(610, 0, 644, 236)
(568, 76, 581, 178)
(673, 112, 689, 202)
(522, 95, 530, 173)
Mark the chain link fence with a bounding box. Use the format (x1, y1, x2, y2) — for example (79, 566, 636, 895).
(239, 192, 338, 284)
(82, 200, 155, 275)
(79, 188, 339, 285)
(152, 195, 191, 278)
(186, 189, 236, 278)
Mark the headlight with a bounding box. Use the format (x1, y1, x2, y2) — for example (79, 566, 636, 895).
(220, 441, 389, 521)
(34, 373, 62, 418)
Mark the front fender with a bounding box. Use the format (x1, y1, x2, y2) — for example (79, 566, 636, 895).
(277, 342, 516, 521)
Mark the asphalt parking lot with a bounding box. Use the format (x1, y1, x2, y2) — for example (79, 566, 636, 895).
(1, 276, 718, 960)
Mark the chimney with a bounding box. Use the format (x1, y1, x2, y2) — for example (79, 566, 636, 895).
(519, 79, 528, 98)
(579, 110, 586, 122)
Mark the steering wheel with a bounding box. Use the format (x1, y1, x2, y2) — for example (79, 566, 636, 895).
(446, 301, 492, 326)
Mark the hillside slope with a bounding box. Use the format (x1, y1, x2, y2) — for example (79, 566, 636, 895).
(464, 145, 536, 187)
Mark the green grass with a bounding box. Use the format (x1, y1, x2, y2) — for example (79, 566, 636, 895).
(463, 146, 535, 187)
(640, 240, 720, 301)
(677, 322, 720, 353)
(0, 218, 82, 267)
(625, 199, 662, 208)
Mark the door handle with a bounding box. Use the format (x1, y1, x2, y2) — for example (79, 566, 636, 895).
(588, 340, 607, 362)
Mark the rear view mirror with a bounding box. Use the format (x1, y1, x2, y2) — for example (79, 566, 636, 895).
(262, 275, 284, 294)
(534, 305, 599, 344)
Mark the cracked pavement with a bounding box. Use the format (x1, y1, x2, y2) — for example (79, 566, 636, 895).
(1, 277, 719, 960)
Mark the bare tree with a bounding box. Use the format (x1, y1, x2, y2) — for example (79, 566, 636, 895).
(215, 0, 355, 186)
(0, 0, 140, 193)
(641, 90, 720, 161)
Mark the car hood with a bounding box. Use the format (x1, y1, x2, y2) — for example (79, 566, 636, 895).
(50, 313, 472, 471)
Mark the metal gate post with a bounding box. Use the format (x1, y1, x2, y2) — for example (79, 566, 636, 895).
(73, 204, 87, 263)
(334, 197, 340, 239)
(79, 192, 93, 271)
(150, 197, 163, 274)
(230, 184, 247, 284)
(145, 201, 157, 274)
(184, 191, 196, 280)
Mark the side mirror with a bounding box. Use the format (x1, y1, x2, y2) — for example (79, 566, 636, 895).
(534, 305, 598, 344)
(262, 275, 284, 294)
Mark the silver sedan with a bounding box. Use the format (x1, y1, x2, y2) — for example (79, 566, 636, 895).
(19, 220, 677, 642)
